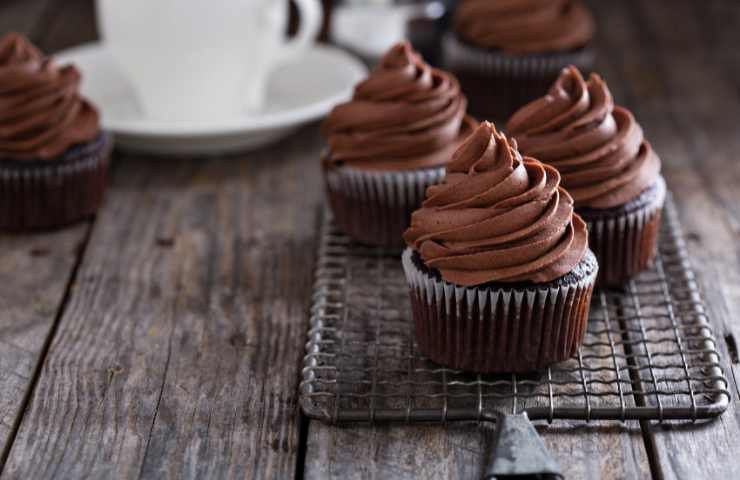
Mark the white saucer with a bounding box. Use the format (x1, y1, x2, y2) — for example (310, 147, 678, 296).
(55, 42, 367, 156)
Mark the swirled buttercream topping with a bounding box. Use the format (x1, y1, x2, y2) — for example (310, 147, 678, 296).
(404, 121, 588, 286)
(454, 0, 595, 54)
(0, 33, 99, 161)
(323, 41, 476, 171)
(507, 66, 661, 209)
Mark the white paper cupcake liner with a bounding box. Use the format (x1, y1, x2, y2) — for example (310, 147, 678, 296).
(0, 133, 112, 232)
(581, 176, 667, 287)
(402, 248, 598, 373)
(325, 165, 445, 249)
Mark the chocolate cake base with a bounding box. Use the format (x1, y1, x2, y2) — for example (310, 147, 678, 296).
(441, 33, 595, 123)
(0, 132, 112, 232)
(578, 176, 667, 288)
(402, 248, 598, 373)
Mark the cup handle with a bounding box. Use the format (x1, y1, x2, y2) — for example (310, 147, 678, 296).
(282, 0, 323, 58)
(246, 0, 323, 111)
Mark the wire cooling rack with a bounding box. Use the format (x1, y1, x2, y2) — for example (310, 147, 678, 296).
(300, 196, 730, 424)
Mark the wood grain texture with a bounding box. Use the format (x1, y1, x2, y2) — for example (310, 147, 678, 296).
(0, 226, 88, 453)
(305, 421, 649, 480)
(34, 0, 98, 54)
(2, 128, 324, 479)
(0, 0, 55, 39)
(0, 0, 95, 56)
(596, 1, 740, 479)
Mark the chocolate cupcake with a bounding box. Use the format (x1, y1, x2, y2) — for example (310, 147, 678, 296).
(322, 41, 477, 248)
(507, 66, 665, 287)
(0, 33, 111, 232)
(443, 0, 595, 122)
(402, 122, 597, 373)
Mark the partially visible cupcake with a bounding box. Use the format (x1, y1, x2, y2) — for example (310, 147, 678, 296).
(402, 122, 597, 373)
(443, 0, 595, 122)
(507, 66, 665, 287)
(322, 41, 477, 248)
(0, 33, 111, 232)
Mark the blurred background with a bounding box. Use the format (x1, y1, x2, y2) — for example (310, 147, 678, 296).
(4, 0, 463, 66)
(311, 0, 456, 65)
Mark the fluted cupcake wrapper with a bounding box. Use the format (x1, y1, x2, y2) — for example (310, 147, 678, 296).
(441, 33, 595, 122)
(0, 133, 112, 232)
(325, 165, 445, 249)
(402, 248, 598, 373)
(580, 177, 667, 288)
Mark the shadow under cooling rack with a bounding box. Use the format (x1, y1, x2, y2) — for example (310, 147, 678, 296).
(300, 195, 730, 424)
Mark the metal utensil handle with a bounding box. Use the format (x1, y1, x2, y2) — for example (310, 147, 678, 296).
(484, 413, 563, 479)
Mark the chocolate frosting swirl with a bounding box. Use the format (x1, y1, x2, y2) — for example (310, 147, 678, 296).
(322, 42, 476, 171)
(507, 66, 661, 209)
(404, 122, 588, 286)
(0, 33, 99, 161)
(454, 0, 595, 54)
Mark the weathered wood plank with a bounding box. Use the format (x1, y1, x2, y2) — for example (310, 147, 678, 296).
(306, 423, 489, 480)
(0, 0, 55, 40)
(0, 0, 96, 54)
(604, 1, 740, 479)
(33, 0, 98, 54)
(305, 421, 648, 480)
(1, 125, 324, 478)
(0, 226, 89, 455)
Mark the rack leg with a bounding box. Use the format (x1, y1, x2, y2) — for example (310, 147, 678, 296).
(484, 412, 563, 479)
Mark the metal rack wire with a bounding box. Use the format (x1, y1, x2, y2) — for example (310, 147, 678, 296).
(300, 196, 730, 424)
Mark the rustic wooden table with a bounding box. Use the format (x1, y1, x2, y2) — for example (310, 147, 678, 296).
(1, 0, 739, 478)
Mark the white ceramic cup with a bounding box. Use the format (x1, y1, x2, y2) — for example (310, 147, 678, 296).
(96, 0, 323, 121)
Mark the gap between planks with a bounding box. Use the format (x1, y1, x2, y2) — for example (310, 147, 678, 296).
(0, 221, 95, 473)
